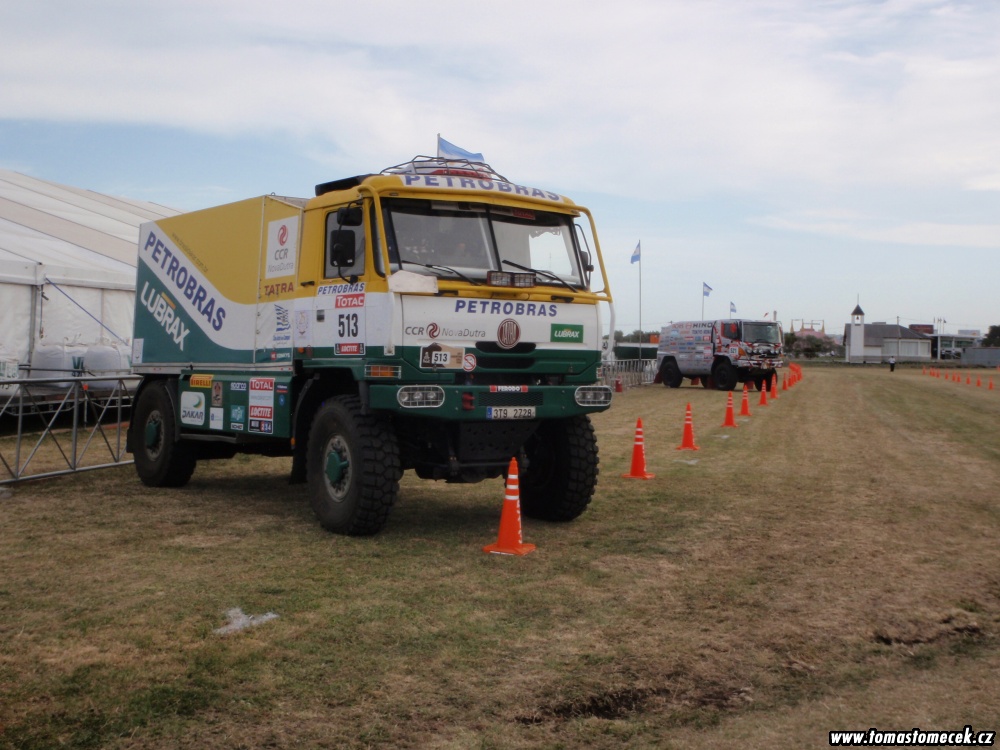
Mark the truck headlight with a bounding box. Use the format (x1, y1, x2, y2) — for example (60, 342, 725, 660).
(397, 385, 445, 408)
(574, 385, 613, 406)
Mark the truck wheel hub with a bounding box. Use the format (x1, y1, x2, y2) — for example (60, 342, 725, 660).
(324, 438, 350, 493)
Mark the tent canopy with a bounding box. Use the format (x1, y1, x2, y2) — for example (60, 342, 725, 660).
(0, 169, 180, 365)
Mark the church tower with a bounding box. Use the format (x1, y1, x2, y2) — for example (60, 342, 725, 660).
(847, 303, 865, 363)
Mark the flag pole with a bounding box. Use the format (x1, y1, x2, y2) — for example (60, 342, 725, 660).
(638, 253, 642, 352)
(701, 286, 705, 319)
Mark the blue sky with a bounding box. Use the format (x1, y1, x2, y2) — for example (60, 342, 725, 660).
(2, 0, 998, 337)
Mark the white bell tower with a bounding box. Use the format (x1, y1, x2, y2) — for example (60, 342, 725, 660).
(848, 303, 865, 363)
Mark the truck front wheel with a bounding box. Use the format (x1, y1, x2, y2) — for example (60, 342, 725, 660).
(132, 380, 196, 487)
(520, 415, 599, 522)
(713, 361, 738, 391)
(306, 395, 401, 535)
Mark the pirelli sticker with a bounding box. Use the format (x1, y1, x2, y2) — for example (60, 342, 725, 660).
(189, 374, 214, 388)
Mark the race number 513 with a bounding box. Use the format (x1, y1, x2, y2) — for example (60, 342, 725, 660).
(338, 313, 359, 338)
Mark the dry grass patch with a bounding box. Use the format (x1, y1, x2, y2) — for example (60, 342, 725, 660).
(1, 366, 999, 748)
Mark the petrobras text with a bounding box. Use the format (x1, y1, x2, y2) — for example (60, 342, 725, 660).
(400, 174, 564, 202)
(454, 299, 558, 317)
(142, 230, 226, 332)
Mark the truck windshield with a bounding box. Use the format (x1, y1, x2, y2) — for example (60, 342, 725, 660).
(383, 198, 584, 288)
(741, 322, 782, 344)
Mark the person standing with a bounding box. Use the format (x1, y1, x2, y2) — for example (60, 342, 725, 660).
(888, 356, 896, 372)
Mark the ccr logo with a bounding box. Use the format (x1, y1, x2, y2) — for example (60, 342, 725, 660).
(404, 326, 426, 336)
(427, 323, 440, 339)
(278, 224, 289, 245)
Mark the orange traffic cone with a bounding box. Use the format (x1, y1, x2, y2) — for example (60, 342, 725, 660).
(691, 377, 700, 386)
(622, 418, 655, 479)
(483, 458, 536, 556)
(781, 374, 788, 392)
(770, 376, 778, 400)
(990, 378, 994, 391)
(740, 383, 752, 417)
(977, 376, 982, 387)
(722, 391, 738, 427)
(759, 384, 769, 407)
(677, 403, 700, 450)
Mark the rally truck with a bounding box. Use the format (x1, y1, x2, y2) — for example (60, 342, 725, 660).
(127, 157, 615, 535)
(653, 319, 782, 391)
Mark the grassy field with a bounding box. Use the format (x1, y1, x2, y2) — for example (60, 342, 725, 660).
(2, 365, 999, 749)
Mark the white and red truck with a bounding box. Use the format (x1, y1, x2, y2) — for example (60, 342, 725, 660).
(653, 319, 783, 391)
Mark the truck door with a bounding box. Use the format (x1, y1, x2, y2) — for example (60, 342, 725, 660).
(309, 203, 369, 358)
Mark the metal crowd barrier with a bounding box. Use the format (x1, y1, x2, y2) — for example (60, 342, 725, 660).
(600, 359, 658, 390)
(0, 375, 138, 484)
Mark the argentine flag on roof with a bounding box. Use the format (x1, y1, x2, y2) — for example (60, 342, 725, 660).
(703, 282, 713, 297)
(437, 135, 484, 162)
(630, 241, 641, 264)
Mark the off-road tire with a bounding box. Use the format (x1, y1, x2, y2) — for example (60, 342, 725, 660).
(659, 359, 683, 388)
(713, 360, 738, 391)
(520, 415, 599, 522)
(132, 379, 196, 487)
(306, 395, 401, 535)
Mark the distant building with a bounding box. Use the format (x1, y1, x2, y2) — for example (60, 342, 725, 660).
(843, 304, 932, 363)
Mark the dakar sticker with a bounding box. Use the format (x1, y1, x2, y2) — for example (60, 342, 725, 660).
(180, 391, 206, 426)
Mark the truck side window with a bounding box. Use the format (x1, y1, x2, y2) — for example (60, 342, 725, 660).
(325, 208, 365, 279)
(723, 322, 738, 339)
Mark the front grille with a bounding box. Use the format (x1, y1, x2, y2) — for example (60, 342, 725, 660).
(477, 391, 544, 407)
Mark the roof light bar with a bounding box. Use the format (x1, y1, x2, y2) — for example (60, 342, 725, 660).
(487, 270, 536, 288)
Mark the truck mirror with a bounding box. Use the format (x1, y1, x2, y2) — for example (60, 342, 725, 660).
(329, 229, 356, 267)
(336, 206, 363, 227)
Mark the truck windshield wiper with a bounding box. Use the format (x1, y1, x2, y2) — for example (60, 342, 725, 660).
(502, 260, 579, 292)
(399, 259, 481, 285)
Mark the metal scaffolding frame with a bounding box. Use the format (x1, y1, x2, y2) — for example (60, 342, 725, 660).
(0, 375, 138, 484)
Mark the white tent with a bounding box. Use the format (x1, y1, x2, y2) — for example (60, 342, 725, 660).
(0, 169, 180, 380)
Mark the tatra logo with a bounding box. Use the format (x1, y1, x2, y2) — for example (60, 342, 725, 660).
(497, 318, 520, 349)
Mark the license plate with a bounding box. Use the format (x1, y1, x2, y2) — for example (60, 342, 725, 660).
(486, 406, 536, 420)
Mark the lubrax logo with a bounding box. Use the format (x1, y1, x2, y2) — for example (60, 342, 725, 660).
(551, 324, 584, 343)
(139, 282, 190, 350)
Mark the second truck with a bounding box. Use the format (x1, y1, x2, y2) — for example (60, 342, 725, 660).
(127, 157, 615, 535)
(654, 319, 783, 390)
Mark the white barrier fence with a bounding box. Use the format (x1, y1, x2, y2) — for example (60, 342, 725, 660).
(600, 359, 658, 390)
(0, 375, 138, 484)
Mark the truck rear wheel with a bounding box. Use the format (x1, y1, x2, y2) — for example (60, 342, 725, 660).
(307, 395, 401, 536)
(659, 359, 683, 388)
(132, 380, 196, 487)
(520, 415, 599, 522)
